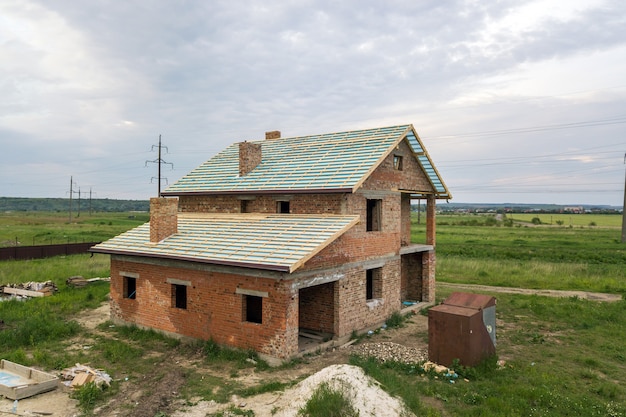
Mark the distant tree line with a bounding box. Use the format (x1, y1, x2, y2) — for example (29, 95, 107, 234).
(0, 197, 149, 212)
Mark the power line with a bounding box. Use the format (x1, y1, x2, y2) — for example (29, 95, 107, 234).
(423, 116, 626, 140)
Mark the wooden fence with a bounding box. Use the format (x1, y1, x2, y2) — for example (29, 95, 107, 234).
(0, 242, 100, 261)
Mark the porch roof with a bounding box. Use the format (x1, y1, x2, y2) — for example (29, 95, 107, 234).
(90, 213, 360, 273)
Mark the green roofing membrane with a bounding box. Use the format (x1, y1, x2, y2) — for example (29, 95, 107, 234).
(163, 125, 411, 194)
(91, 214, 360, 272)
(162, 124, 450, 198)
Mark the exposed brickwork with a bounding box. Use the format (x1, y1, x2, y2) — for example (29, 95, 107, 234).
(265, 131, 281, 140)
(112, 137, 441, 361)
(149, 197, 178, 243)
(299, 283, 334, 333)
(401, 253, 423, 301)
(421, 250, 436, 302)
(239, 141, 262, 176)
(110, 258, 299, 358)
(361, 140, 434, 193)
(426, 195, 436, 246)
(178, 194, 344, 215)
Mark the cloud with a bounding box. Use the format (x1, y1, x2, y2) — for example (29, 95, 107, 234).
(0, 0, 624, 204)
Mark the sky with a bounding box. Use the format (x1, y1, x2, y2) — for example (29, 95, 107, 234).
(1, 0, 625, 206)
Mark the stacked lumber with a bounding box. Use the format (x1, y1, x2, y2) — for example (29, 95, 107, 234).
(66, 276, 110, 287)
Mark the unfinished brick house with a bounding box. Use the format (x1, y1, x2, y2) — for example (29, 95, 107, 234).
(91, 124, 450, 362)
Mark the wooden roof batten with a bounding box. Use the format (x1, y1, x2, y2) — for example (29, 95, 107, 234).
(161, 124, 450, 200)
(91, 214, 360, 274)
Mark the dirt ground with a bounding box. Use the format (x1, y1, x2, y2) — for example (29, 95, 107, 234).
(1, 284, 620, 416)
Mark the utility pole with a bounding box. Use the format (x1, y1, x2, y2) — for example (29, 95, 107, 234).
(68, 176, 78, 223)
(77, 188, 81, 218)
(622, 153, 626, 243)
(146, 135, 173, 197)
(89, 188, 94, 216)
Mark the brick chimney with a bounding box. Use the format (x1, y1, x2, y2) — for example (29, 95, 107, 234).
(239, 141, 262, 176)
(150, 197, 178, 243)
(265, 130, 281, 140)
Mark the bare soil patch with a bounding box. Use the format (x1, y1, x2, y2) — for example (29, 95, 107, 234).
(438, 282, 622, 302)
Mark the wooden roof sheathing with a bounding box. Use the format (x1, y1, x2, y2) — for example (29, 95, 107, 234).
(90, 213, 360, 273)
(161, 124, 450, 198)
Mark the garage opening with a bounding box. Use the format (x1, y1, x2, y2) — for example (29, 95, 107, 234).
(298, 281, 335, 351)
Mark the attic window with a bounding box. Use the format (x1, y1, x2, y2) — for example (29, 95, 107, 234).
(277, 201, 290, 214)
(241, 200, 250, 213)
(366, 199, 382, 232)
(393, 155, 403, 171)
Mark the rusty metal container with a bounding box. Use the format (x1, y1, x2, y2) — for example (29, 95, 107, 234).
(428, 292, 496, 367)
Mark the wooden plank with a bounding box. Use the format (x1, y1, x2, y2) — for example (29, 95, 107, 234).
(70, 372, 94, 387)
(0, 360, 58, 400)
(2, 287, 48, 297)
(298, 331, 325, 341)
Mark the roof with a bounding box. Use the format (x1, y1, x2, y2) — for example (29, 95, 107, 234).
(90, 213, 360, 273)
(162, 124, 450, 199)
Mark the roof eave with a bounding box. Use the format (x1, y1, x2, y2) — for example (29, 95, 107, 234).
(161, 187, 354, 197)
(89, 247, 292, 272)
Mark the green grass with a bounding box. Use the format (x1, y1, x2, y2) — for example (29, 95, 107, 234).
(412, 214, 626, 294)
(298, 381, 360, 417)
(1, 212, 625, 416)
(506, 213, 622, 228)
(0, 211, 148, 247)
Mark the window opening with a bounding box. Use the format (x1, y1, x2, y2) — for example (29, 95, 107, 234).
(241, 199, 250, 213)
(393, 155, 403, 170)
(172, 284, 187, 309)
(366, 199, 382, 231)
(123, 276, 136, 299)
(277, 201, 290, 213)
(366, 268, 382, 301)
(244, 295, 263, 323)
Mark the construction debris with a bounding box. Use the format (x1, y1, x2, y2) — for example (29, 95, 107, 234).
(0, 360, 59, 400)
(60, 364, 111, 388)
(66, 276, 110, 287)
(0, 281, 57, 299)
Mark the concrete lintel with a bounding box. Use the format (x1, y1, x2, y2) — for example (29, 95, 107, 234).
(235, 287, 268, 298)
(357, 190, 397, 199)
(167, 278, 191, 286)
(291, 272, 345, 290)
(119, 271, 139, 278)
(399, 244, 434, 255)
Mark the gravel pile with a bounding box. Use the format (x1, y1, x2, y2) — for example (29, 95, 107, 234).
(350, 342, 428, 365)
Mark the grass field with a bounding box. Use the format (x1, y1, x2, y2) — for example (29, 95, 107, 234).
(414, 213, 626, 295)
(0, 211, 624, 416)
(506, 212, 623, 228)
(0, 211, 148, 247)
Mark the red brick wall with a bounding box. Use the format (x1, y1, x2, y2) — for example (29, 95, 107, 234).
(179, 194, 344, 214)
(334, 259, 401, 336)
(150, 197, 178, 243)
(239, 141, 262, 176)
(110, 258, 299, 359)
(299, 283, 334, 333)
(362, 140, 434, 192)
(401, 253, 423, 301)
